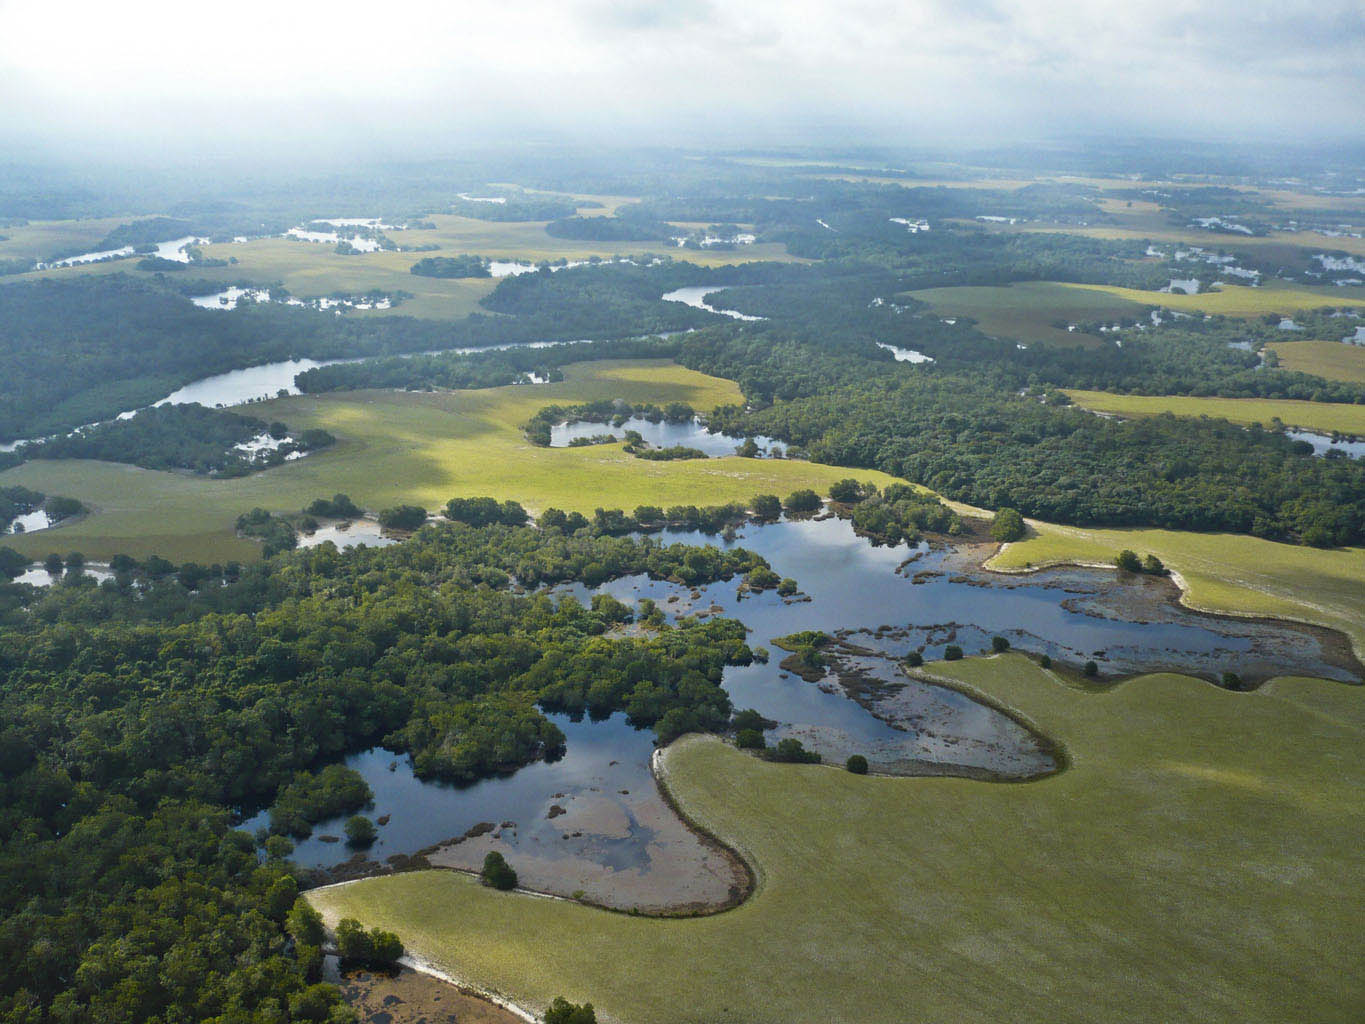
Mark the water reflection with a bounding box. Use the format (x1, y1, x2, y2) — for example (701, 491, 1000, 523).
(550, 416, 775, 456)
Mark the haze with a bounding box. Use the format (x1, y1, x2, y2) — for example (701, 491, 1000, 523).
(3, 0, 1363, 155)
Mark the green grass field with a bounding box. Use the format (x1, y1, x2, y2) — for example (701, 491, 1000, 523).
(310, 654, 1364, 1024)
(0, 216, 132, 263)
(4, 213, 802, 319)
(0, 360, 896, 564)
(1267, 339, 1365, 384)
(1060, 280, 1365, 317)
(904, 281, 1150, 346)
(1064, 389, 1365, 434)
(987, 521, 1365, 660)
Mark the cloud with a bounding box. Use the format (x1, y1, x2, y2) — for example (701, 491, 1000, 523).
(0, 0, 1359, 150)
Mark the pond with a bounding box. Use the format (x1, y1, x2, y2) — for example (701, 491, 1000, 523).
(14, 563, 115, 587)
(877, 342, 934, 363)
(5, 509, 52, 534)
(1286, 428, 1365, 458)
(550, 416, 777, 456)
(661, 285, 765, 321)
(253, 515, 1357, 910)
(296, 518, 398, 550)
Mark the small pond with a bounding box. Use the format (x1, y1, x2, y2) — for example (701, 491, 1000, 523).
(877, 342, 934, 363)
(661, 285, 765, 321)
(297, 519, 398, 550)
(550, 416, 777, 456)
(14, 563, 115, 587)
(1286, 429, 1365, 458)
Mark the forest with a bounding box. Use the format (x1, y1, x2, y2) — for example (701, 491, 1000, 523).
(0, 509, 783, 1022)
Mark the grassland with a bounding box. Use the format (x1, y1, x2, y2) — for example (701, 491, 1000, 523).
(1059, 280, 1365, 317)
(0, 360, 896, 564)
(1267, 339, 1365, 384)
(0, 216, 133, 263)
(1064, 389, 1365, 434)
(988, 522, 1365, 660)
(310, 654, 1364, 1024)
(903, 281, 1150, 346)
(4, 211, 802, 319)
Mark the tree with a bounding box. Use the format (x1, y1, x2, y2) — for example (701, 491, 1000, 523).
(1143, 553, 1167, 575)
(0, 545, 26, 578)
(943, 645, 963, 661)
(378, 505, 427, 531)
(827, 478, 865, 503)
(1084, 660, 1099, 677)
(1116, 549, 1143, 573)
(783, 489, 822, 514)
(991, 636, 1010, 653)
(335, 918, 374, 961)
(287, 898, 326, 947)
(263, 834, 294, 861)
(751, 494, 782, 520)
(1040, 654, 1052, 669)
(846, 754, 869, 774)
(990, 508, 1026, 543)
(544, 996, 597, 1024)
(344, 815, 377, 847)
(735, 728, 766, 749)
(481, 851, 518, 890)
(736, 437, 760, 458)
(1221, 671, 1246, 691)
(905, 651, 924, 667)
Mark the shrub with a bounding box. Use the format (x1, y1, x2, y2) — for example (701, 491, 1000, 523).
(782, 489, 822, 514)
(1221, 671, 1246, 691)
(735, 728, 766, 750)
(1040, 654, 1052, 669)
(751, 494, 782, 520)
(764, 738, 821, 764)
(481, 851, 518, 890)
(1143, 553, 1167, 575)
(943, 645, 963, 661)
(287, 898, 326, 947)
(1116, 549, 1142, 573)
(776, 577, 798, 596)
(991, 636, 1010, 653)
(827, 478, 866, 504)
(905, 651, 924, 667)
(989, 507, 1025, 543)
(545, 996, 597, 1024)
(378, 505, 427, 531)
(1084, 660, 1099, 677)
(846, 754, 869, 774)
(344, 815, 377, 847)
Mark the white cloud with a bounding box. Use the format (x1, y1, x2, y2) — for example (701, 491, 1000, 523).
(0, 0, 1359, 146)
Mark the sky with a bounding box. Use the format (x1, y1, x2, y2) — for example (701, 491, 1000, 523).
(1, 0, 1361, 155)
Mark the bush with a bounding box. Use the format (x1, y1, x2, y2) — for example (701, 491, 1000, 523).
(305, 493, 362, 518)
(776, 577, 798, 596)
(735, 728, 766, 750)
(943, 645, 963, 661)
(43, 495, 85, 522)
(1084, 660, 1099, 677)
(378, 504, 427, 531)
(0, 545, 26, 578)
(991, 636, 1010, 653)
(764, 738, 821, 764)
(263, 835, 294, 861)
(827, 478, 866, 504)
(1143, 553, 1167, 575)
(344, 815, 377, 847)
(1221, 671, 1246, 691)
(481, 851, 518, 890)
(334, 918, 403, 966)
(1039, 654, 1052, 669)
(782, 489, 822, 514)
(545, 996, 597, 1024)
(751, 494, 782, 520)
(1116, 549, 1143, 573)
(905, 651, 923, 668)
(287, 898, 326, 947)
(990, 507, 1026, 543)
(846, 754, 869, 774)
